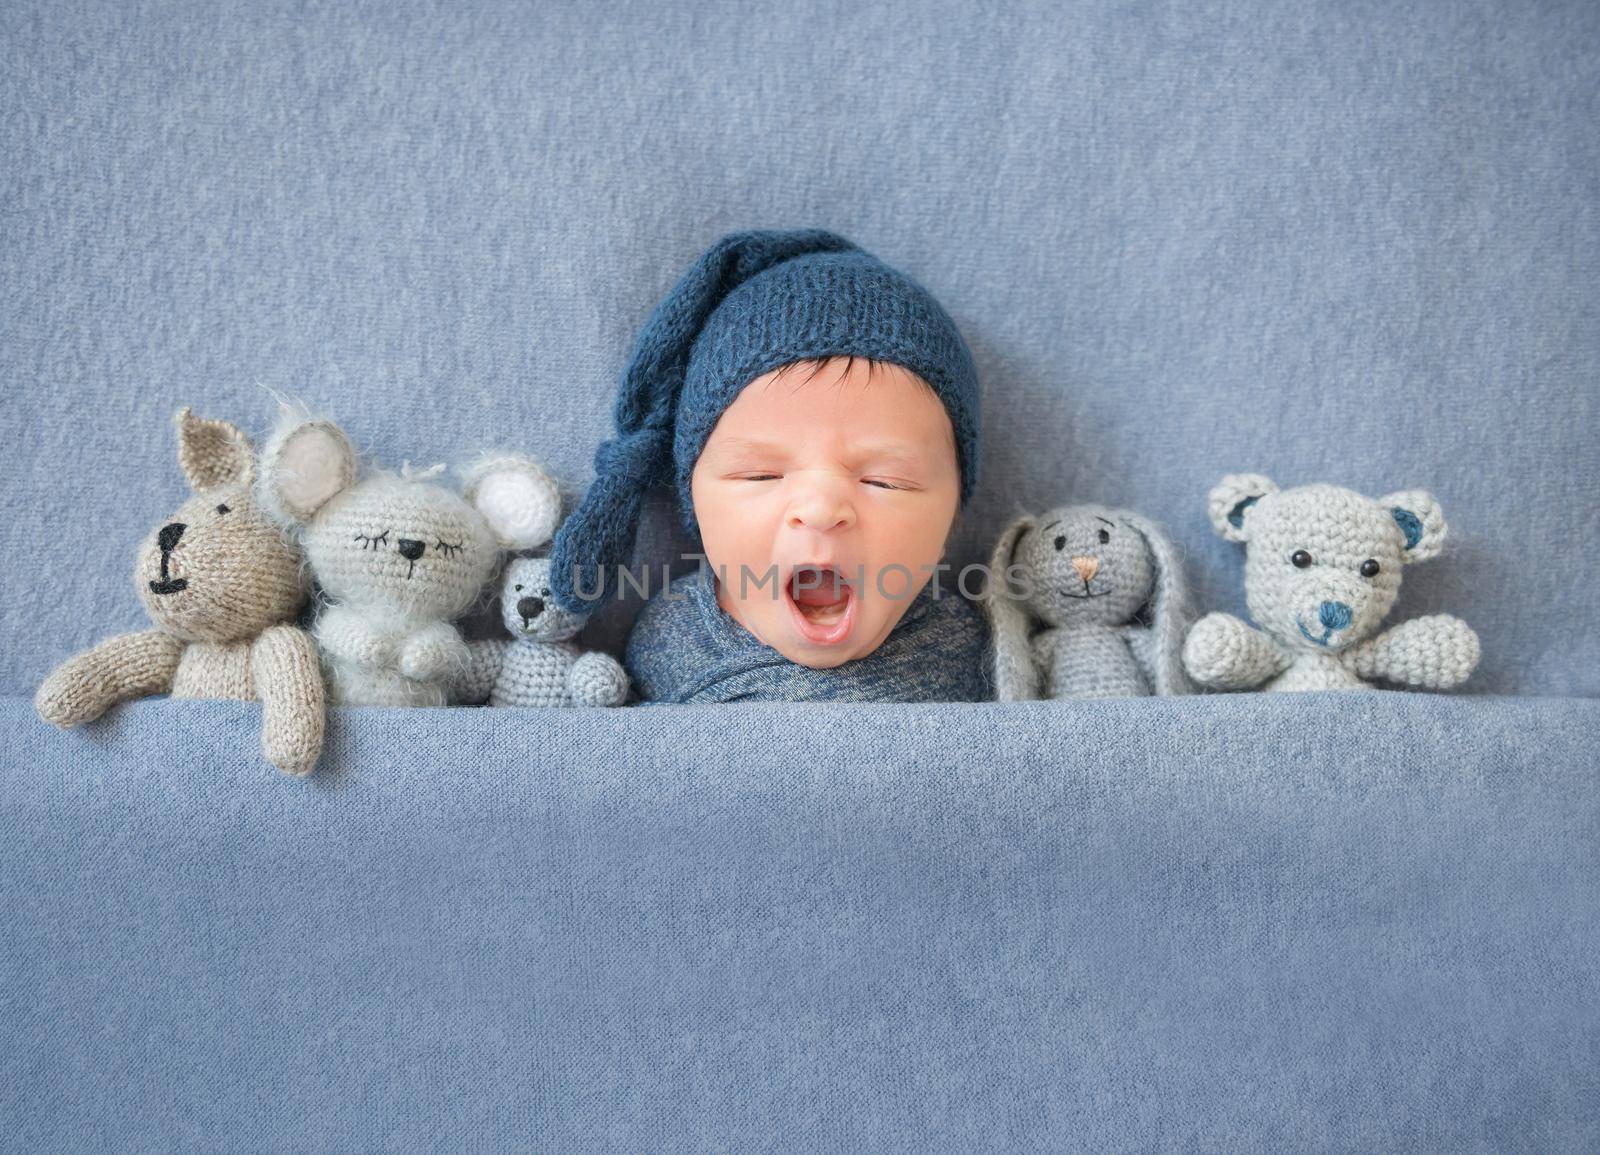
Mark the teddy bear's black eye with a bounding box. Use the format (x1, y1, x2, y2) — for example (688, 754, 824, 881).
(1360, 559, 1381, 578)
(1054, 535, 1066, 551)
(1097, 528, 1110, 544)
(541, 588, 550, 597)
(215, 503, 230, 515)
(514, 584, 523, 592)
(1292, 550, 1314, 569)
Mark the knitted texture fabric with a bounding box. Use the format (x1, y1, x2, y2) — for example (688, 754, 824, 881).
(34, 408, 325, 776)
(985, 504, 1193, 700)
(1182, 474, 1481, 692)
(256, 409, 562, 707)
(456, 556, 630, 707)
(549, 229, 981, 611)
(625, 567, 992, 703)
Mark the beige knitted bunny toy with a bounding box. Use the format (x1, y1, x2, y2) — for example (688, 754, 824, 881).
(35, 408, 326, 776)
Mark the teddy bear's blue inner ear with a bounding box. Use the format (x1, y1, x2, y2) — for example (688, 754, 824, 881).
(1392, 507, 1424, 549)
(1227, 495, 1260, 529)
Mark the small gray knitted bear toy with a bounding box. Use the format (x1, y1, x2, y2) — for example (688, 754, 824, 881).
(1182, 473, 1480, 692)
(256, 407, 562, 706)
(36, 408, 326, 776)
(454, 556, 631, 707)
(985, 504, 1192, 700)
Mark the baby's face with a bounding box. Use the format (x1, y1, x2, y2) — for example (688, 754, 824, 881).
(690, 356, 961, 668)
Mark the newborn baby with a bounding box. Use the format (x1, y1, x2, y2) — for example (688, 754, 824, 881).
(549, 230, 990, 703)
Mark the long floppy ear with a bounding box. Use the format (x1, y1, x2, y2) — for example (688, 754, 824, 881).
(1378, 489, 1447, 563)
(984, 513, 1041, 702)
(1206, 473, 1278, 543)
(255, 407, 357, 526)
(462, 454, 562, 550)
(1121, 511, 1193, 696)
(176, 407, 253, 492)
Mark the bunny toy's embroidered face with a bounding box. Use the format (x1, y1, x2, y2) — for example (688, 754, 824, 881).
(302, 473, 498, 621)
(1210, 476, 1447, 655)
(1005, 506, 1154, 629)
(499, 556, 589, 642)
(136, 410, 306, 643)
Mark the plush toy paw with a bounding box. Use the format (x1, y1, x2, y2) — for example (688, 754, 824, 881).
(567, 651, 630, 707)
(260, 716, 322, 777)
(398, 624, 470, 683)
(1353, 613, 1481, 690)
(1182, 612, 1267, 690)
(34, 664, 105, 728)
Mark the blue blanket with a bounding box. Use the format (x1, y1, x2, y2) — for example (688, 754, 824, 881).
(3, 693, 1596, 1149)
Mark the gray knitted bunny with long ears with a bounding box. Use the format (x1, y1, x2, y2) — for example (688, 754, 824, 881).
(984, 505, 1193, 700)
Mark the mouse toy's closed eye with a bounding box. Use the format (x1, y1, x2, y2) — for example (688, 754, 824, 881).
(983, 504, 1193, 700)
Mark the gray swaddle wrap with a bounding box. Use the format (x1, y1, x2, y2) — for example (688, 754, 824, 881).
(625, 568, 992, 704)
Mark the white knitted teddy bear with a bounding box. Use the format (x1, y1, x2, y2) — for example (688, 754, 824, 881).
(1182, 473, 1480, 692)
(454, 556, 630, 707)
(256, 408, 561, 706)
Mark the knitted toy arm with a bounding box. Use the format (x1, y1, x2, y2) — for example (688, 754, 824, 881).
(454, 639, 510, 705)
(314, 608, 394, 670)
(397, 620, 471, 684)
(250, 625, 326, 776)
(1182, 612, 1289, 691)
(1344, 614, 1480, 690)
(35, 629, 184, 728)
(567, 650, 631, 707)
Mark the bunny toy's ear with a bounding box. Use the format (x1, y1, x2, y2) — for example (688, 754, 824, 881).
(255, 407, 358, 526)
(1121, 511, 1194, 696)
(984, 513, 1042, 702)
(462, 454, 562, 550)
(1206, 473, 1278, 543)
(176, 408, 254, 493)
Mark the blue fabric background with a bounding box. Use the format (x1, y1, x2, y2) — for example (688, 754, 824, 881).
(2, 0, 1597, 695)
(3, 1, 1598, 1149)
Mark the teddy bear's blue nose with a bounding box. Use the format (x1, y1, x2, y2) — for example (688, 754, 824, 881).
(1318, 600, 1353, 631)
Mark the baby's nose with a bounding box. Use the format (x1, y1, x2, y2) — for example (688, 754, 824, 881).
(787, 483, 855, 532)
(1071, 555, 1100, 584)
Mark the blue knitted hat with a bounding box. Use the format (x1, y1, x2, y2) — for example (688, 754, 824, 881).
(550, 228, 981, 609)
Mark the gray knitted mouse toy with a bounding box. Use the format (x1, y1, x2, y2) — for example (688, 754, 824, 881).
(1182, 474, 1480, 692)
(984, 504, 1192, 700)
(455, 555, 630, 708)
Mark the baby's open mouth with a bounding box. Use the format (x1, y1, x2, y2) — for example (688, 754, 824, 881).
(785, 565, 858, 646)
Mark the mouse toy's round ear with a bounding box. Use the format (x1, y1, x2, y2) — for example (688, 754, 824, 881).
(256, 408, 358, 527)
(984, 512, 1042, 702)
(462, 454, 563, 550)
(176, 407, 254, 493)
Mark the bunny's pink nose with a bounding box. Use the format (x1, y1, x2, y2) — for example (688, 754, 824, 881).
(1071, 556, 1100, 584)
